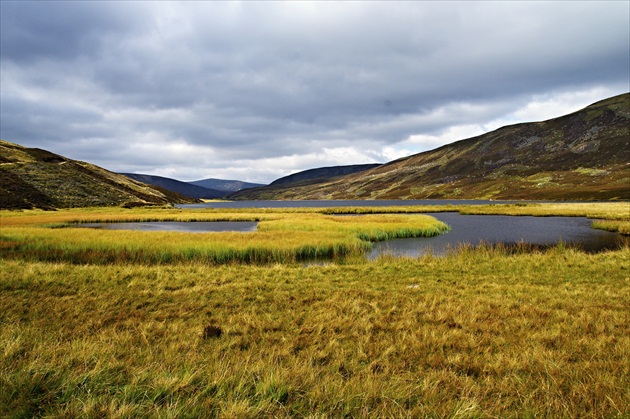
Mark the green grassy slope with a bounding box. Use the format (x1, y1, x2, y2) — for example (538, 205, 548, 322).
(239, 93, 630, 200)
(0, 141, 198, 209)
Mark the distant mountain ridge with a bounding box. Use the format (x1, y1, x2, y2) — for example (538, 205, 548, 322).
(189, 178, 264, 192)
(120, 173, 225, 199)
(269, 164, 382, 186)
(119, 174, 264, 199)
(0, 141, 198, 209)
(229, 164, 381, 200)
(3, 93, 627, 208)
(233, 93, 630, 201)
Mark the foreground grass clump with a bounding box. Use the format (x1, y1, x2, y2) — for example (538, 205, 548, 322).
(1, 246, 629, 417)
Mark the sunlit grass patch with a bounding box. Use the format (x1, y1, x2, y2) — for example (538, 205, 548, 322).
(456, 201, 629, 220)
(456, 202, 630, 234)
(573, 167, 609, 176)
(592, 219, 630, 235)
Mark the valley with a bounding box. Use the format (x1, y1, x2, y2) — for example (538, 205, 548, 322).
(1, 93, 629, 417)
(2, 2, 628, 416)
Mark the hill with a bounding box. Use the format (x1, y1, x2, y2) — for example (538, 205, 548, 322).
(189, 178, 265, 193)
(229, 164, 381, 200)
(121, 173, 225, 199)
(234, 93, 630, 201)
(0, 141, 199, 209)
(269, 164, 382, 186)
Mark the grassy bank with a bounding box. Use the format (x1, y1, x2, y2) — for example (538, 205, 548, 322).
(455, 202, 630, 234)
(1, 247, 628, 417)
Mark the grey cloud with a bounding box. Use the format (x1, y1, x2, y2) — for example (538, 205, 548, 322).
(0, 1, 144, 63)
(1, 1, 628, 183)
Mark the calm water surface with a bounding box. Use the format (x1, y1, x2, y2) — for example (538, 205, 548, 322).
(368, 213, 626, 258)
(177, 199, 516, 209)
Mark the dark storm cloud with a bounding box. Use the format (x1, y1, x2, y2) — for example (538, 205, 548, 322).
(1, 1, 628, 182)
(0, 1, 144, 62)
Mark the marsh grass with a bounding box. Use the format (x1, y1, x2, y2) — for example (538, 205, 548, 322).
(322, 202, 630, 235)
(1, 246, 628, 417)
(592, 219, 630, 235)
(1, 203, 626, 266)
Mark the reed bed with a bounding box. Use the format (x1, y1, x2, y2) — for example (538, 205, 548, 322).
(592, 219, 630, 235)
(321, 202, 630, 234)
(0, 207, 279, 227)
(2, 202, 628, 266)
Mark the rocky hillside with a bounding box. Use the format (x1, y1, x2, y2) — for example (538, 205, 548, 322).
(0, 141, 198, 209)
(237, 93, 629, 201)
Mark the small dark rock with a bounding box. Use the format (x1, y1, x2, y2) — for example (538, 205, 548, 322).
(202, 325, 223, 339)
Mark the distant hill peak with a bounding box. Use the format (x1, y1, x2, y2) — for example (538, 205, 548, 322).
(229, 163, 382, 200)
(269, 164, 382, 186)
(188, 178, 265, 192)
(120, 173, 225, 199)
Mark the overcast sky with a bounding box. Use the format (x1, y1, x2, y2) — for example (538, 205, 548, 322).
(1, 1, 628, 183)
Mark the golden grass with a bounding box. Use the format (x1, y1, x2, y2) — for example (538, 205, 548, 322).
(1, 247, 628, 417)
(322, 201, 630, 235)
(456, 202, 630, 235)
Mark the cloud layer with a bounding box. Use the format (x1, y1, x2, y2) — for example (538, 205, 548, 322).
(1, 1, 628, 182)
